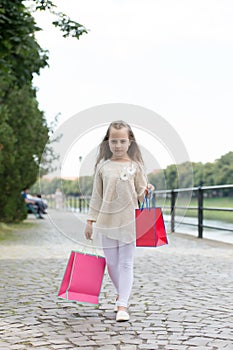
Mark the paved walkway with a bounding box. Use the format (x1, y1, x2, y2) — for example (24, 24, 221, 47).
(0, 210, 233, 350)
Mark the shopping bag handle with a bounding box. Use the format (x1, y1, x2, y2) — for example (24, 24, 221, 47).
(78, 240, 100, 257)
(140, 190, 156, 210)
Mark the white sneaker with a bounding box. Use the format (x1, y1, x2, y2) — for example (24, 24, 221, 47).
(116, 310, 130, 322)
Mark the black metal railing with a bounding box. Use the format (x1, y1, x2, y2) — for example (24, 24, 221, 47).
(155, 184, 233, 238)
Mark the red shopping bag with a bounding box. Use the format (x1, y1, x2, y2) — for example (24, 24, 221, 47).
(58, 251, 106, 304)
(135, 200, 168, 247)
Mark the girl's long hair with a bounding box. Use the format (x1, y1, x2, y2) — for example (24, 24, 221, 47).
(95, 121, 144, 170)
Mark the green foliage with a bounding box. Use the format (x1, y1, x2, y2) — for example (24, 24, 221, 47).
(203, 162, 215, 186)
(214, 152, 233, 185)
(164, 164, 178, 190)
(0, 99, 21, 222)
(30, 177, 60, 195)
(0, 0, 88, 222)
(148, 151, 233, 195)
(144, 170, 166, 191)
(32, 0, 88, 39)
(0, 0, 48, 86)
(62, 179, 80, 196)
(0, 0, 49, 222)
(30, 176, 94, 196)
(31, 152, 233, 198)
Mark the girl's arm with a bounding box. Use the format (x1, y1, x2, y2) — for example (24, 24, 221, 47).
(85, 165, 103, 240)
(87, 166, 103, 222)
(85, 220, 95, 240)
(135, 164, 154, 202)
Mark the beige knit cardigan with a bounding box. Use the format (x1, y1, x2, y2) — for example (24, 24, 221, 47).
(87, 159, 148, 243)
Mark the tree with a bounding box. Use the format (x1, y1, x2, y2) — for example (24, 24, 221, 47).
(192, 162, 204, 186)
(147, 151, 233, 193)
(203, 162, 215, 186)
(148, 170, 166, 191)
(164, 164, 178, 190)
(214, 152, 233, 186)
(0, 0, 87, 222)
(31, 0, 88, 39)
(177, 162, 194, 188)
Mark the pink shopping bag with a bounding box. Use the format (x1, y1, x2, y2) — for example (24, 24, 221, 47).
(58, 251, 106, 304)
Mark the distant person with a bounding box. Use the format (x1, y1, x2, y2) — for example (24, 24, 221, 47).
(55, 188, 63, 210)
(36, 193, 48, 213)
(21, 188, 45, 219)
(85, 120, 154, 322)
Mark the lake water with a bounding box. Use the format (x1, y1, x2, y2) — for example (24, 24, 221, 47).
(164, 215, 233, 245)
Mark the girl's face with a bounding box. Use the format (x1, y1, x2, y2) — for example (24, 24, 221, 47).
(108, 127, 131, 159)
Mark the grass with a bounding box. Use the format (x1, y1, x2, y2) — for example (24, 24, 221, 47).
(156, 197, 233, 223)
(0, 221, 36, 241)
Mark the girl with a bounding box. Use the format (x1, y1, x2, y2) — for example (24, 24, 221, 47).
(85, 120, 154, 322)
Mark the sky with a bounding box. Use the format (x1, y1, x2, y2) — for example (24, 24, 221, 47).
(32, 0, 233, 177)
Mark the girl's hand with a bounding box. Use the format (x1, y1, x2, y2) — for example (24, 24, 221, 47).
(85, 220, 93, 240)
(145, 183, 155, 197)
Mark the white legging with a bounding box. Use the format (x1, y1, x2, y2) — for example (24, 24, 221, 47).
(102, 235, 135, 308)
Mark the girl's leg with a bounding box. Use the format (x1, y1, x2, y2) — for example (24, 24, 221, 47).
(102, 235, 119, 294)
(116, 242, 135, 308)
